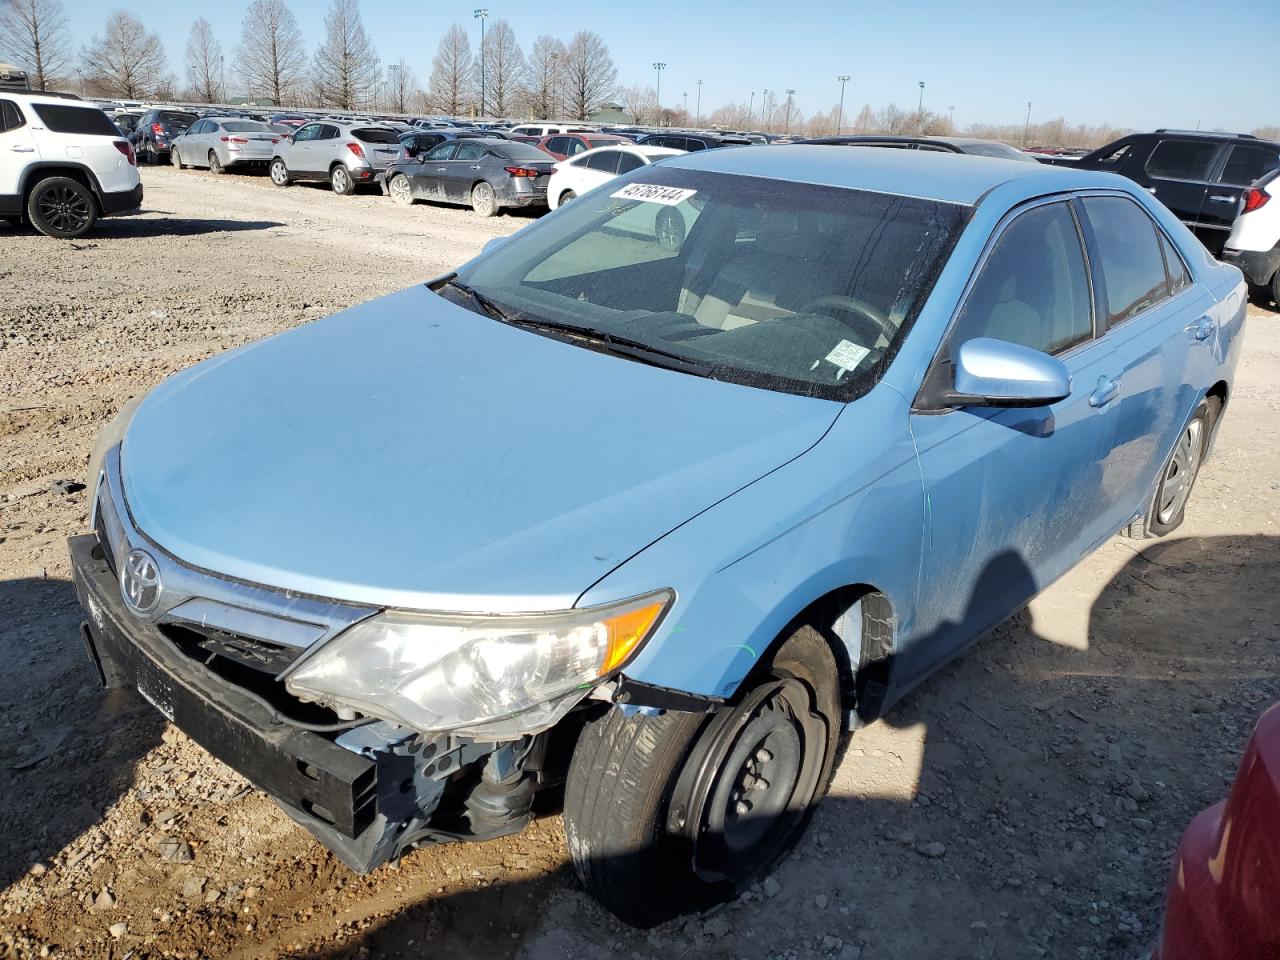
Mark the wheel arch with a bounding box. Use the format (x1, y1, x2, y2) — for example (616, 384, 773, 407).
(20, 163, 104, 214)
(1204, 379, 1229, 457)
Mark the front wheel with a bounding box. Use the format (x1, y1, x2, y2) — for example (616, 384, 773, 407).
(26, 176, 97, 239)
(269, 158, 290, 187)
(563, 625, 841, 927)
(171, 147, 185, 169)
(470, 181, 498, 217)
(330, 165, 355, 195)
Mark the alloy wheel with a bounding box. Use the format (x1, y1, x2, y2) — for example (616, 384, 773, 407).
(36, 184, 91, 235)
(1156, 417, 1204, 525)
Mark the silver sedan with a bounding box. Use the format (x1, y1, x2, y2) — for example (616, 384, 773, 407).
(171, 118, 283, 174)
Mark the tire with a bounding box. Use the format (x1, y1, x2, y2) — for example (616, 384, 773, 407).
(559, 189, 577, 206)
(1128, 399, 1214, 538)
(144, 142, 158, 165)
(470, 181, 498, 217)
(269, 158, 291, 187)
(26, 176, 97, 239)
(208, 151, 224, 175)
(563, 625, 841, 927)
(388, 173, 414, 206)
(330, 165, 355, 195)
(171, 147, 185, 170)
(1271, 269, 1280, 309)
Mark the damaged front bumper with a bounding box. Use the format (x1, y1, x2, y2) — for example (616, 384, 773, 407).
(70, 533, 541, 872)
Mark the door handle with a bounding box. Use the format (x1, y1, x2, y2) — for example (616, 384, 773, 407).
(9, 145, 35, 152)
(1189, 316, 1217, 341)
(470, 165, 482, 170)
(1088, 375, 1121, 408)
(1207, 194, 1235, 203)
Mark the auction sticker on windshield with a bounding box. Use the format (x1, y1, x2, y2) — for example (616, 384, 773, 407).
(611, 183, 697, 206)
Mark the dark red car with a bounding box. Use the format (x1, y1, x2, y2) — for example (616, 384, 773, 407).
(535, 132, 630, 161)
(1155, 702, 1280, 959)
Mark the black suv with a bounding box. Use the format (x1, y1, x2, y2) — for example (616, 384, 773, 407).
(130, 109, 197, 163)
(1063, 130, 1280, 253)
(637, 132, 753, 151)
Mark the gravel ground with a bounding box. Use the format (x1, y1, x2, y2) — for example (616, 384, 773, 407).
(2, 164, 1279, 960)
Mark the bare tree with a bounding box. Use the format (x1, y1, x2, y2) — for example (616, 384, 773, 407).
(383, 57, 417, 113)
(561, 30, 615, 121)
(0, 0, 71, 91)
(852, 104, 875, 132)
(523, 35, 564, 119)
(480, 19, 524, 117)
(184, 18, 222, 103)
(311, 0, 378, 110)
(236, 0, 306, 106)
(620, 83, 657, 125)
(84, 10, 168, 98)
(428, 23, 473, 115)
(707, 101, 755, 130)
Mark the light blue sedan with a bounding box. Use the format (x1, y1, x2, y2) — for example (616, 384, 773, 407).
(71, 146, 1245, 926)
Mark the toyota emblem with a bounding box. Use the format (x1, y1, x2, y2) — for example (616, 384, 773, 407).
(120, 549, 162, 615)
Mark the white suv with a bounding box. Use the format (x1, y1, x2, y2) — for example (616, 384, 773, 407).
(0, 90, 142, 238)
(1223, 168, 1280, 306)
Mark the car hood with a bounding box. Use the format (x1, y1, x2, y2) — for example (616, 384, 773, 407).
(121, 285, 841, 612)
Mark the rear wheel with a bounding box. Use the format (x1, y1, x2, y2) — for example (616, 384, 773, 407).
(208, 151, 224, 174)
(470, 181, 497, 217)
(1271, 269, 1280, 309)
(389, 174, 414, 206)
(269, 158, 290, 187)
(559, 189, 577, 206)
(1126, 398, 1214, 539)
(330, 165, 355, 195)
(144, 141, 158, 165)
(563, 625, 841, 927)
(26, 176, 97, 239)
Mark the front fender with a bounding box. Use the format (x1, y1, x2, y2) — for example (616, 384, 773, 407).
(578, 385, 924, 703)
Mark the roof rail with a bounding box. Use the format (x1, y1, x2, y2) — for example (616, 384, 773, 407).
(1154, 128, 1254, 138)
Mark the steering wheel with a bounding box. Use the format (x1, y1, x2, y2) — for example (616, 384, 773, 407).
(799, 295, 896, 346)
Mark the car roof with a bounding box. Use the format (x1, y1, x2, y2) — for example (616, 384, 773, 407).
(661, 143, 1118, 205)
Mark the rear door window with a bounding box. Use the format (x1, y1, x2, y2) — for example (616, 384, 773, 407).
(1159, 231, 1192, 294)
(583, 150, 621, 173)
(1217, 143, 1280, 186)
(1081, 196, 1173, 324)
(31, 103, 121, 136)
(1145, 139, 1218, 181)
(454, 141, 487, 161)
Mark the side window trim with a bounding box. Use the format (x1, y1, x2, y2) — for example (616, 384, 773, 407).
(912, 194, 1096, 413)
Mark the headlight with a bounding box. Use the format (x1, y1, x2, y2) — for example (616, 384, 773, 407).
(284, 590, 672, 736)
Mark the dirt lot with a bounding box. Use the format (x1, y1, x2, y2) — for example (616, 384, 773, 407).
(2, 165, 1279, 960)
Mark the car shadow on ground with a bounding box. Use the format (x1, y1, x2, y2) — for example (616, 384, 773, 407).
(291, 533, 1280, 960)
(0, 576, 165, 891)
(96, 217, 286, 238)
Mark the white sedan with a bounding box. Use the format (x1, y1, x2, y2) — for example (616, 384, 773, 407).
(547, 143, 684, 210)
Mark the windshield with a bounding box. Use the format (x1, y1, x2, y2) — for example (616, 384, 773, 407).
(222, 120, 274, 133)
(453, 167, 965, 400)
(492, 142, 553, 163)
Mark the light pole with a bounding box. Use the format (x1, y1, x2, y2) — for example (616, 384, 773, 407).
(783, 89, 795, 133)
(761, 88, 769, 127)
(1022, 100, 1032, 148)
(388, 63, 400, 113)
(836, 74, 850, 134)
(695, 79, 702, 125)
(474, 8, 488, 117)
(682, 91, 687, 118)
(653, 62, 666, 125)
(948, 104, 955, 128)
(546, 51, 559, 119)
(917, 80, 924, 115)
(749, 90, 754, 123)
(219, 54, 225, 103)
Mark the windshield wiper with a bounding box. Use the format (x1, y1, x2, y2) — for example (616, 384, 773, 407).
(434, 277, 712, 377)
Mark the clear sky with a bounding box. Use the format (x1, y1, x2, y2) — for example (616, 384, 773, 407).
(58, 0, 1280, 131)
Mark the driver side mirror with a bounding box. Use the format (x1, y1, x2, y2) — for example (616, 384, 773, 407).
(942, 338, 1071, 408)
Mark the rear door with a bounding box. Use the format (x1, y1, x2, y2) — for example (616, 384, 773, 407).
(0, 98, 38, 209)
(1075, 193, 1217, 530)
(1138, 137, 1220, 231)
(576, 148, 623, 192)
(1201, 141, 1280, 234)
(442, 140, 487, 202)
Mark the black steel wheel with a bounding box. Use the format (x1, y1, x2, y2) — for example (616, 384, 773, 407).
(563, 625, 841, 926)
(26, 176, 97, 239)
